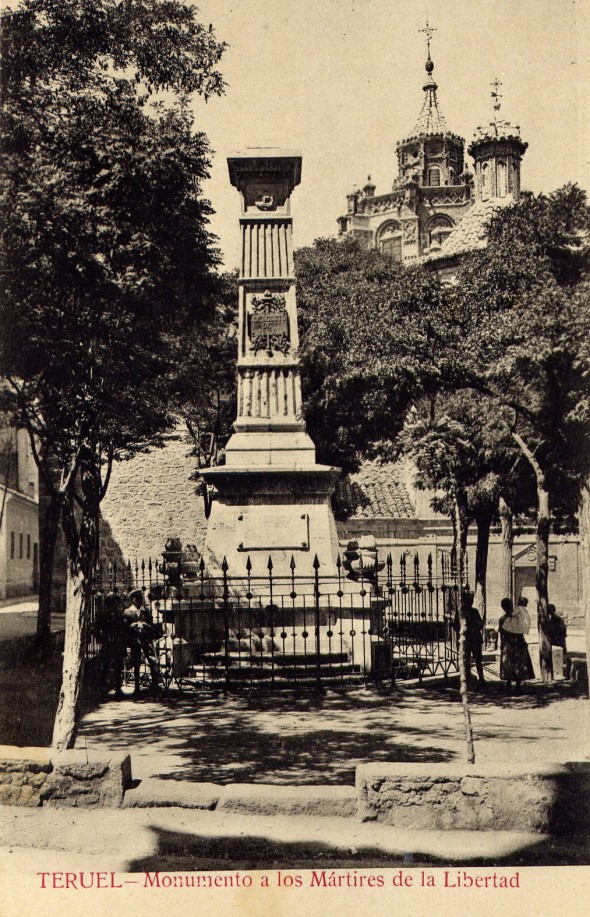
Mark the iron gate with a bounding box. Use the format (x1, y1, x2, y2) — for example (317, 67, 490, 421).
(86, 552, 460, 693)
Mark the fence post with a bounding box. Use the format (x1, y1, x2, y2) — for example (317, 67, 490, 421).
(267, 555, 275, 687)
(222, 556, 230, 689)
(313, 554, 322, 691)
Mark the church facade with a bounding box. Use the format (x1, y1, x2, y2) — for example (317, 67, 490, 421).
(337, 45, 528, 274)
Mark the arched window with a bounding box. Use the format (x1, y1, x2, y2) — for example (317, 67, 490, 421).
(497, 161, 507, 198)
(428, 167, 441, 187)
(448, 168, 455, 185)
(426, 215, 454, 249)
(377, 221, 402, 261)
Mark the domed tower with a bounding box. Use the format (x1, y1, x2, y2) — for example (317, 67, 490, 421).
(468, 79, 528, 203)
(336, 22, 472, 260)
(395, 29, 466, 192)
(393, 24, 472, 257)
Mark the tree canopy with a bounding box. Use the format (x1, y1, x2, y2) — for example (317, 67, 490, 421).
(0, 0, 228, 747)
(295, 237, 449, 472)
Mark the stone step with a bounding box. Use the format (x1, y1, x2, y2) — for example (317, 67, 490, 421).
(202, 650, 350, 666)
(190, 664, 363, 683)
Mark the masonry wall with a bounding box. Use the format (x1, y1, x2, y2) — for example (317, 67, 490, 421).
(99, 430, 207, 565)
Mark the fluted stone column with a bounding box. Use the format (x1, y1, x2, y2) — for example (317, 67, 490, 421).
(201, 151, 340, 582)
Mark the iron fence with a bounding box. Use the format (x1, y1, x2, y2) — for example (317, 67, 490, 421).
(86, 551, 460, 694)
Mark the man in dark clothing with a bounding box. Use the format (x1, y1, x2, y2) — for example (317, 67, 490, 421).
(547, 604, 567, 652)
(95, 589, 126, 699)
(460, 591, 485, 685)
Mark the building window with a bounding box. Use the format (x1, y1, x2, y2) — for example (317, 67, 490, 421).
(426, 215, 454, 249)
(380, 236, 402, 259)
(428, 167, 441, 187)
(481, 163, 490, 200)
(497, 161, 507, 198)
(19, 533, 23, 559)
(448, 168, 455, 185)
(377, 221, 402, 261)
(27, 534, 31, 560)
(10, 532, 14, 560)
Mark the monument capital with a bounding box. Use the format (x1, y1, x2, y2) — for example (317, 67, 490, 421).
(228, 149, 302, 211)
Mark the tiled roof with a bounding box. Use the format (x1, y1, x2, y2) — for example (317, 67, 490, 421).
(426, 198, 512, 261)
(335, 461, 416, 520)
(413, 91, 448, 136)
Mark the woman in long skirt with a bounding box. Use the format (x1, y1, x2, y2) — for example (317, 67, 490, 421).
(499, 597, 535, 693)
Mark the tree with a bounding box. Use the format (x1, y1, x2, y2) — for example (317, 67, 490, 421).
(398, 399, 487, 762)
(0, 0, 226, 748)
(173, 271, 238, 473)
(295, 238, 481, 760)
(455, 188, 590, 679)
(295, 237, 449, 472)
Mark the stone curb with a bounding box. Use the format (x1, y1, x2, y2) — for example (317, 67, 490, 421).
(356, 761, 590, 833)
(216, 783, 358, 818)
(123, 778, 220, 809)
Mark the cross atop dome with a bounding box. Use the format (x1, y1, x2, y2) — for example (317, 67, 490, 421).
(419, 19, 437, 58)
(491, 77, 503, 112)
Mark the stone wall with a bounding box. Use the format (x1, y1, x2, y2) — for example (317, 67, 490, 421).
(0, 748, 52, 806)
(99, 428, 207, 564)
(357, 761, 590, 833)
(0, 747, 131, 808)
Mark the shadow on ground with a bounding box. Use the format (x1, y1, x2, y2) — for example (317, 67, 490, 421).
(78, 680, 587, 786)
(127, 822, 590, 872)
(0, 649, 63, 746)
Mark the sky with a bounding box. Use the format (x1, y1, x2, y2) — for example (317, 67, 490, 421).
(191, 0, 590, 270)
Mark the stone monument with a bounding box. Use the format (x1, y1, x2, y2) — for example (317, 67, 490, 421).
(201, 150, 341, 584)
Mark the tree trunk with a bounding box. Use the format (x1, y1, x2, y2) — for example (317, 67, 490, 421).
(453, 495, 475, 765)
(36, 493, 61, 653)
(511, 431, 552, 681)
(536, 485, 553, 681)
(51, 563, 87, 751)
(499, 496, 514, 604)
(578, 480, 590, 697)
(52, 482, 99, 751)
(474, 511, 491, 627)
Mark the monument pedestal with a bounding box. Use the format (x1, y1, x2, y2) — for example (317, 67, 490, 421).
(201, 463, 341, 582)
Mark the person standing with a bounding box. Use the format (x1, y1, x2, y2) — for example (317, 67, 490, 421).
(498, 597, 535, 693)
(547, 604, 567, 652)
(123, 588, 160, 696)
(463, 591, 486, 686)
(94, 589, 126, 700)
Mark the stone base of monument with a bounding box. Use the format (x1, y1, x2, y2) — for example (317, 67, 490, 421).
(200, 464, 343, 582)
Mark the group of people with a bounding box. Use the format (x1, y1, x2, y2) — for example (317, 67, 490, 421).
(459, 592, 566, 693)
(95, 587, 160, 698)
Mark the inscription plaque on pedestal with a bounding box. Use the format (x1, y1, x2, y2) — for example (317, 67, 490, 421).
(237, 509, 309, 552)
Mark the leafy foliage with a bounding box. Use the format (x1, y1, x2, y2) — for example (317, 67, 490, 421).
(172, 271, 238, 470)
(0, 0, 227, 491)
(295, 237, 450, 471)
(0, 0, 228, 741)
